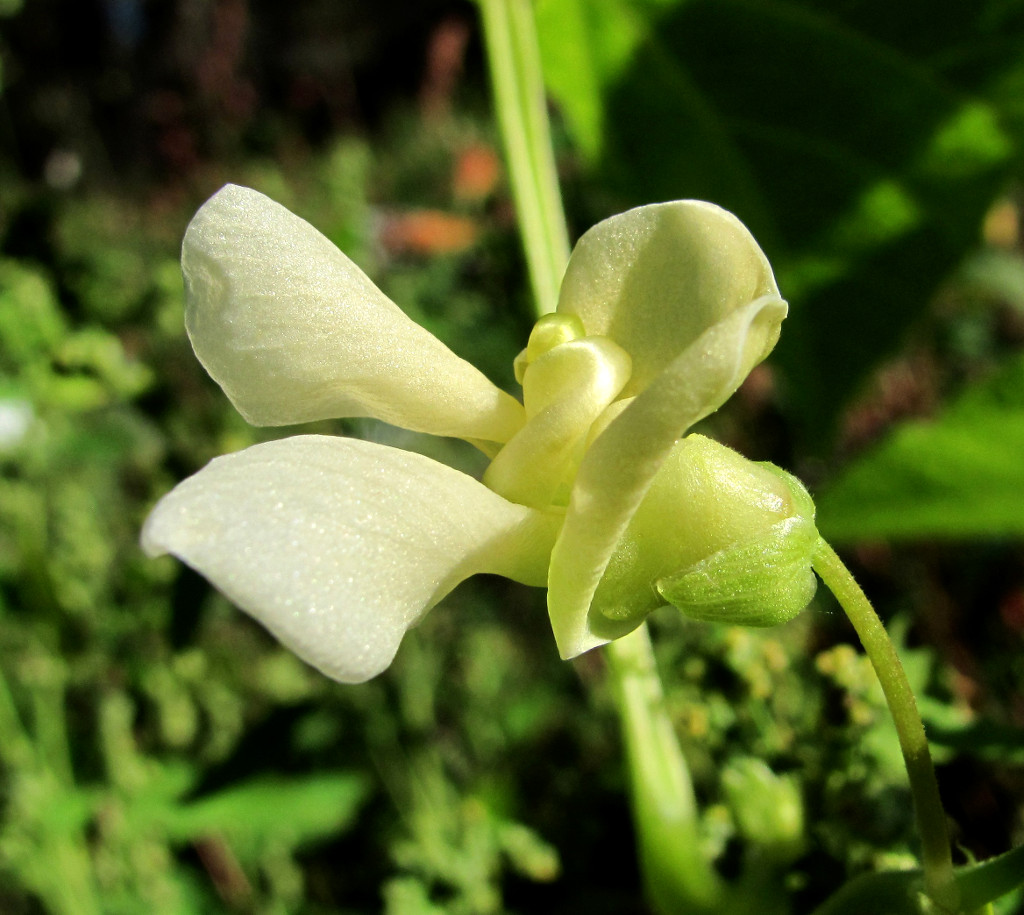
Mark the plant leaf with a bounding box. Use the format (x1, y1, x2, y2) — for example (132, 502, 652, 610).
(816, 354, 1024, 541)
(538, 0, 1024, 440)
(164, 772, 369, 851)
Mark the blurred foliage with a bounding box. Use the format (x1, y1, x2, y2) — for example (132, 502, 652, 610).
(0, 0, 1023, 913)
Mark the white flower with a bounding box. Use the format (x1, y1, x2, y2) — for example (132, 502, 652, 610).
(143, 184, 796, 683)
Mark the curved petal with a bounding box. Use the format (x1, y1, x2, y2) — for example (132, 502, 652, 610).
(483, 336, 631, 508)
(142, 435, 559, 683)
(183, 185, 524, 444)
(556, 200, 782, 398)
(547, 295, 788, 659)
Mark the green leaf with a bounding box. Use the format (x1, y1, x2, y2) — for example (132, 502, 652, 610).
(816, 354, 1024, 541)
(809, 845, 1024, 915)
(163, 772, 369, 853)
(537, 0, 1024, 440)
(536, 0, 677, 161)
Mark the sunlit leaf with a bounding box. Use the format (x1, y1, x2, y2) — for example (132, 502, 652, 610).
(538, 0, 1024, 440)
(817, 354, 1024, 540)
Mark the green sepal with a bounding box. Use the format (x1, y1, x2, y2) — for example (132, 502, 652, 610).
(658, 466, 819, 628)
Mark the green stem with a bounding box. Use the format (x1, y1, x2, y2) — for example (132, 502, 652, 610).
(605, 625, 724, 914)
(477, 0, 570, 316)
(479, 4, 714, 911)
(812, 539, 957, 912)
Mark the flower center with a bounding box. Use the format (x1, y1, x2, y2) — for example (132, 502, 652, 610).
(483, 314, 632, 510)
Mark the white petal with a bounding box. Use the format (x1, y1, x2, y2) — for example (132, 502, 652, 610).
(547, 296, 788, 659)
(556, 200, 782, 398)
(183, 185, 524, 444)
(142, 435, 559, 683)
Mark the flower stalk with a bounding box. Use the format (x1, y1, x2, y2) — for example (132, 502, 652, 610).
(477, 0, 569, 317)
(478, 2, 721, 911)
(605, 626, 724, 913)
(812, 540, 957, 911)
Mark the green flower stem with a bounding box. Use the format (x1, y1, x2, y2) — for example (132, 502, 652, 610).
(477, 0, 570, 316)
(605, 625, 725, 914)
(812, 539, 958, 911)
(479, 2, 714, 909)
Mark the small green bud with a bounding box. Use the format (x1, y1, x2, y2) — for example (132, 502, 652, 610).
(593, 434, 818, 628)
(658, 462, 817, 627)
(721, 757, 804, 864)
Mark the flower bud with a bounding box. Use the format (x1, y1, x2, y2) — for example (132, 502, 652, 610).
(721, 757, 805, 863)
(592, 434, 818, 628)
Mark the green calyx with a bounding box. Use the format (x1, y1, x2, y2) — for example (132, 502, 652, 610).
(592, 434, 819, 628)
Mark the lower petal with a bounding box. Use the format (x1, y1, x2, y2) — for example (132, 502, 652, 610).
(143, 435, 559, 683)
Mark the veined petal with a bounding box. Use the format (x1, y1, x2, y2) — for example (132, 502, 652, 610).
(183, 185, 524, 444)
(142, 435, 559, 683)
(547, 295, 787, 659)
(556, 200, 782, 398)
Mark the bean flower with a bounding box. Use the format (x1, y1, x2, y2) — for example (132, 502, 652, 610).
(143, 185, 818, 684)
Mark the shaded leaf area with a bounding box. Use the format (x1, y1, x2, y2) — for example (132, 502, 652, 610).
(816, 353, 1024, 540)
(929, 718, 1024, 764)
(538, 0, 1024, 443)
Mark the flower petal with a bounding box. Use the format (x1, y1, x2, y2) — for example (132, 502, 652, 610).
(183, 185, 525, 444)
(142, 435, 559, 683)
(547, 295, 788, 659)
(556, 200, 782, 398)
(483, 336, 631, 508)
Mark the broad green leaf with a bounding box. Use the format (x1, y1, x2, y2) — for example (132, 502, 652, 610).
(535, 0, 677, 161)
(537, 0, 1024, 441)
(816, 354, 1024, 541)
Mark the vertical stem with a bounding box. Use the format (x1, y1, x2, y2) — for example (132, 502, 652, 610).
(477, 0, 570, 316)
(812, 539, 957, 911)
(605, 625, 724, 914)
(479, 4, 717, 911)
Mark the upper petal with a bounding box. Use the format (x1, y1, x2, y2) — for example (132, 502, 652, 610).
(142, 435, 559, 683)
(547, 295, 787, 659)
(556, 200, 782, 398)
(183, 185, 524, 445)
